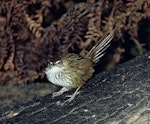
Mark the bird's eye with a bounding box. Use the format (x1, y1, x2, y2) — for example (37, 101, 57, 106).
(47, 61, 53, 68)
(50, 61, 53, 65)
(55, 60, 61, 64)
(47, 60, 53, 65)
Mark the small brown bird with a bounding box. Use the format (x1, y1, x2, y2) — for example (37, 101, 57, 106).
(45, 31, 114, 102)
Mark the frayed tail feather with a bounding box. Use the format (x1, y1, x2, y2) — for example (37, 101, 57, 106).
(86, 30, 115, 63)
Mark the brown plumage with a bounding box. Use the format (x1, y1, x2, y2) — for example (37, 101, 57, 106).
(45, 30, 114, 102)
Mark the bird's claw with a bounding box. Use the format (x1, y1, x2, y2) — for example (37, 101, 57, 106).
(52, 87, 69, 98)
(64, 91, 80, 103)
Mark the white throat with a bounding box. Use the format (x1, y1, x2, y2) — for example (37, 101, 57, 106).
(45, 64, 71, 88)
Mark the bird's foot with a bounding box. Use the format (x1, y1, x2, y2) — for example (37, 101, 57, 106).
(52, 87, 69, 98)
(64, 92, 80, 103)
(64, 86, 81, 103)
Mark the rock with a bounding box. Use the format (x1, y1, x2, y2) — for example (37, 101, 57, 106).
(0, 52, 150, 124)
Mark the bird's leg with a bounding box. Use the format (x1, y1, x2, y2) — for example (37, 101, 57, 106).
(52, 87, 69, 98)
(64, 86, 81, 103)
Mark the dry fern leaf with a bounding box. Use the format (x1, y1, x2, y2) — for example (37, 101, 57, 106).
(25, 13, 43, 38)
(4, 45, 15, 71)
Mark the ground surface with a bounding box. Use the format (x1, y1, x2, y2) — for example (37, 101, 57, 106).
(0, 83, 55, 111)
(0, 51, 150, 124)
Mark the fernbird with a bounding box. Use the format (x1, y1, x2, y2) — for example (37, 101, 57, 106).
(45, 31, 114, 102)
